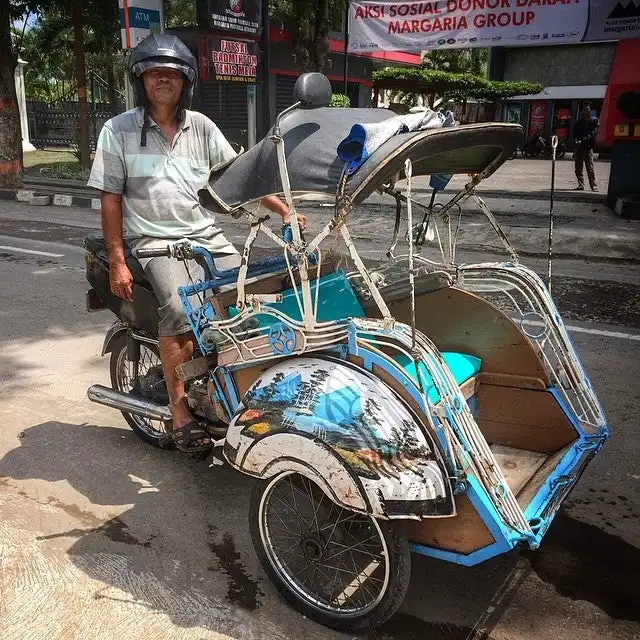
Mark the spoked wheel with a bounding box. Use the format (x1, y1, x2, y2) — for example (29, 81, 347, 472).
(250, 472, 410, 633)
(109, 334, 174, 449)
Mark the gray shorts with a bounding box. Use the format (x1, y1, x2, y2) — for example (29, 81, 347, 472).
(131, 235, 241, 337)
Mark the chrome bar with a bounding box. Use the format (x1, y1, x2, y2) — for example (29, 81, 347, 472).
(87, 384, 171, 422)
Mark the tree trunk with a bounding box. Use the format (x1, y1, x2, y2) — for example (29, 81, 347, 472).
(311, 0, 330, 71)
(0, 4, 23, 189)
(292, 0, 314, 72)
(72, 5, 91, 169)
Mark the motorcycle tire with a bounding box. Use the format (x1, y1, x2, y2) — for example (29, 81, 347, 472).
(109, 334, 175, 449)
(249, 471, 411, 633)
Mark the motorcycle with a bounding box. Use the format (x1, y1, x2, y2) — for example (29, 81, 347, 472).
(510, 129, 566, 159)
(84, 73, 608, 633)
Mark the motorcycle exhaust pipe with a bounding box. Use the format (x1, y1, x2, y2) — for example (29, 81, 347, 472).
(87, 384, 172, 422)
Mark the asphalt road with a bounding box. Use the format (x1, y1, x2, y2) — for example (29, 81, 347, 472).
(0, 201, 638, 640)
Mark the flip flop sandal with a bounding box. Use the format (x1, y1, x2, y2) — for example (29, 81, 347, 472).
(172, 421, 213, 453)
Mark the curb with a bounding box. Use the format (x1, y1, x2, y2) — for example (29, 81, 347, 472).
(0, 188, 97, 209)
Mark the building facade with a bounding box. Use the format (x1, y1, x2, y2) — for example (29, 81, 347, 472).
(489, 40, 640, 151)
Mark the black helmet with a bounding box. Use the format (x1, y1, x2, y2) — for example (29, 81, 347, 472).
(128, 33, 198, 111)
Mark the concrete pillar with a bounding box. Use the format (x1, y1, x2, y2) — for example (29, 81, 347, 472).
(487, 47, 506, 81)
(14, 58, 36, 152)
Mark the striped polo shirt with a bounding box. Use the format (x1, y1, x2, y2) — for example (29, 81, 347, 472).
(87, 107, 237, 239)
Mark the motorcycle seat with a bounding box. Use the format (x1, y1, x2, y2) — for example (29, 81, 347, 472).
(84, 234, 152, 290)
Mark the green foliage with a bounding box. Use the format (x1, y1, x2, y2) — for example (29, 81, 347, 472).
(616, 90, 640, 120)
(446, 80, 544, 101)
(164, 0, 196, 28)
(269, 0, 345, 31)
(373, 67, 486, 93)
(421, 48, 488, 75)
(373, 66, 543, 102)
(330, 93, 350, 108)
(12, 2, 123, 104)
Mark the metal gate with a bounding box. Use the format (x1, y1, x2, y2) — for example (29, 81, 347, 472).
(26, 101, 119, 149)
(197, 80, 249, 151)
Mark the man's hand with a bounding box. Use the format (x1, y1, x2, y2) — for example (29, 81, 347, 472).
(109, 261, 134, 300)
(283, 211, 307, 231)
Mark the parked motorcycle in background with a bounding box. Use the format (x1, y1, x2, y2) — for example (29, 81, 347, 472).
(510, 130, 566, 159)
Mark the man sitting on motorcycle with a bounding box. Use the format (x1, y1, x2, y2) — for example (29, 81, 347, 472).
(87, 34, 303, 453)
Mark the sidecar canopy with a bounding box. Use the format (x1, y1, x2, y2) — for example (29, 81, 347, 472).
(199, 107, 524, 215)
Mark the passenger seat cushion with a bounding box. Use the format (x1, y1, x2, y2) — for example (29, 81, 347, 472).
(226, 270, 365, 326)
(392, 351, 482, 405)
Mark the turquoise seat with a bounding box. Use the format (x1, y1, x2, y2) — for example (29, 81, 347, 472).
(391, 352, 482, 405)
(225, 270, 480, 405)
(227, 269, 365, 327)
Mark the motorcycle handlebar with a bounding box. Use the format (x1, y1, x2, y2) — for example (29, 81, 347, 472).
(132, 246, 171, 259)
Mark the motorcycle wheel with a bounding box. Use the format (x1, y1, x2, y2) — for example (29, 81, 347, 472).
(109, 334, 174, 449)
(249, 471, 411, 633)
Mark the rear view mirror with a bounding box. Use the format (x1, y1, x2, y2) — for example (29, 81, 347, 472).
(293, 72, 332, 109)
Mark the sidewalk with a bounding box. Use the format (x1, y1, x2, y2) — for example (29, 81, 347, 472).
(444, 156, 610, 201)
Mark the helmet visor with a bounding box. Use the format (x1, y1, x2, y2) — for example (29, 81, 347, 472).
(132, 59, 196, 83)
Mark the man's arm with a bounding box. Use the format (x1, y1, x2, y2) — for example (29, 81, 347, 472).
(586, 118, 600, 146)
(87, 121, 131, 299)
(261, 195, 307, 230)
(101, 192, 133, 301)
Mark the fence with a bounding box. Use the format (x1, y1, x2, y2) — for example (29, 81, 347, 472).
(26, 101, 122, 149)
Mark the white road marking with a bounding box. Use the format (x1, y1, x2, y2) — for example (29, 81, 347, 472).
(0, 245, 64, 258)
(517, 317, 640, 342)
(564, 324, 640, 341)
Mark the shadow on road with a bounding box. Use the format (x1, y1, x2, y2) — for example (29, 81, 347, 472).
(0, 420, 558, 640)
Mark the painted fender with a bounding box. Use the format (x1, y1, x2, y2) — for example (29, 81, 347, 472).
(223, 357, 455, 519)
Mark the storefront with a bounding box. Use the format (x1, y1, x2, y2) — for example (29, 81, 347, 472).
(490, 41, 619, 149)
(502, 87, 606, 147)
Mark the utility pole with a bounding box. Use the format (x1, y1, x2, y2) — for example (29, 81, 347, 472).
(343, 0, 349, 97)
(261, 0, 271, 136)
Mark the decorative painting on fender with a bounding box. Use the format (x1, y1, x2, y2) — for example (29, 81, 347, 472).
(227, 359, 454, 516)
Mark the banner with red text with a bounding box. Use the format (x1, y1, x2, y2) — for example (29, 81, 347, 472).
(210, 36, 258, 82)
(347, 0, 640, 52)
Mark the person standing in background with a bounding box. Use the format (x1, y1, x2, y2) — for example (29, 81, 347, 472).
(574, 101, 599, 192)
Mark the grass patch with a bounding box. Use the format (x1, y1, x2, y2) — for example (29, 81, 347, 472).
(22, 148, 91, 180)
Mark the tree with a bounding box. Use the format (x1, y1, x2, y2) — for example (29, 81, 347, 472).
(269, 0, 345, 72)
(1, 2, 28, 190)
(71, 3, 90, 168)
(18, 3, 122, 105)
(422, 48, 488, 76)
(373, 66, 543, 109)
(164, 0, 196, 28)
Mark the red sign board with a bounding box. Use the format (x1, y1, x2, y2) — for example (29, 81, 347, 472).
(528, 101, 547, 138)
(210, 36, 258, 83)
